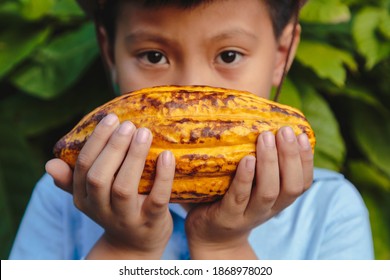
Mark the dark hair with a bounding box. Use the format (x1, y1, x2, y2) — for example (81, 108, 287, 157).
(97, 0, 300, 44)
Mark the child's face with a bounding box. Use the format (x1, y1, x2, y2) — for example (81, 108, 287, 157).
(104, 0, 295, 99)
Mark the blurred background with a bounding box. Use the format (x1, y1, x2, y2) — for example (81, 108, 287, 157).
(0, 0, 389, 259)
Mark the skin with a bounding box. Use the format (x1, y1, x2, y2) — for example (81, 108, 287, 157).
(45, 0, 314, 259)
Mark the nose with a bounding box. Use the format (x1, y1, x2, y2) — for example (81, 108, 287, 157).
(172, 61, 213, 87)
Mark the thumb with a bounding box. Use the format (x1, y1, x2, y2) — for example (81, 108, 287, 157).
(45, 158, 73, 194)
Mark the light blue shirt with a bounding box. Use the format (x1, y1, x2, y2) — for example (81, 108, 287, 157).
(9, 168, 374, 259)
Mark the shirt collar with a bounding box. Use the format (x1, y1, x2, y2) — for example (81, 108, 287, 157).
(169, 203, 188, 219)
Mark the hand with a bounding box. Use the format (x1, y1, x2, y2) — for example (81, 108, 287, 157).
(45, 114, 176, 259)
(185, 126, 314, 259)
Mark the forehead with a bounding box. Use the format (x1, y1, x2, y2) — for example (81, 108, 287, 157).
(115, 0, 273, 34)
(119, 0, 259, 9)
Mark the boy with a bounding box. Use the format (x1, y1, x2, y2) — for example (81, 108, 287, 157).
(9, 0, 374, 259)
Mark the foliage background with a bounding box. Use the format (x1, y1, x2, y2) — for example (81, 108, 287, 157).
(0, 0, 389, 259)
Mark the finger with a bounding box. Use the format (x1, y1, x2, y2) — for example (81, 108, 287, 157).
(73, 114, 119, 206)
(272, 126, 304, 212)
(220, 155, 256, 217)
(143, 150, 175, 218)
(45, 159, 73, 194)
(86, 121, 136, 211)
(111, 127, 152, 216)
(297, 133, 314, 191)
(246, 131, 279, 218)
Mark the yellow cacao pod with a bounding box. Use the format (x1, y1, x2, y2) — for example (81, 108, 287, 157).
(53, 86, 315, 203)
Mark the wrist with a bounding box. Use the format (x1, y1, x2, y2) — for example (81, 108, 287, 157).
(188, 238, 257, 260)
(86, 234, 164, 260)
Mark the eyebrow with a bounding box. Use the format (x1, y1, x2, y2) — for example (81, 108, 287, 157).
(125, 27, 258, 46)
(207, 28, 259, 43)
(125, 31, 174, 46)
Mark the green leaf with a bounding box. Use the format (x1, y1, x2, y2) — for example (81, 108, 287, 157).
(296, 40, 357, 87)
(349, 161, 390, 193)
(0, 118, 42, 207)
(270, 78, 302, 110)
(0, 93, 83, 137)
(300, 0, 351, 24)
(341, 87, 382, 109)
(0, 1, 20, 16)
(0, 167, 15, 259)
(19, 0, 55, 20)
(350, 104, 390, 178)
(352, 7, 390, 69)
(49, 0, 85, 19)
(11, 22, 98, 99)
(297, 83, 346, 171)
(360, 191, 390, 260)
(1, 69, 113, 137)
(0, 113, 43, 259)
(328, 85, 389, 115)
(378, 10, 390, 39)
(0, 26, 50, 79)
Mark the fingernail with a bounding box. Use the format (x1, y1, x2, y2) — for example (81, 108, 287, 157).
(262, 131, 275, 148)
(298, 133, 311, 150)
(118, 121, 133, 135)
(103, 113, 118, 126)
(282, 126, 295, 143)
(245, 156, 256, 172)
(162, 151, 173, 167)
(136, 128, 150, 144)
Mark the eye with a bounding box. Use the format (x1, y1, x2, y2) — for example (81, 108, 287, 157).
(216, 50, 243, 64)
(138, 51, 168, 65)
